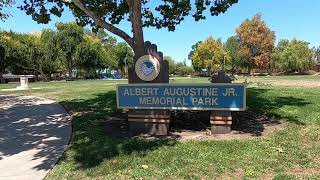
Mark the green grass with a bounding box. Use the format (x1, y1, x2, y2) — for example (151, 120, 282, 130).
(1, 76, 320, 179)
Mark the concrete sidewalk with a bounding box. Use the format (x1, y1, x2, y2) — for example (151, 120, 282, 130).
(0, 95, 71, 180)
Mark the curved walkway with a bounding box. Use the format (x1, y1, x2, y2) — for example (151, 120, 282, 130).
(0, 95, 71, 180)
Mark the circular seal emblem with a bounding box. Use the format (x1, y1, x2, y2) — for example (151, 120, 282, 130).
(135, 55, 160, 81)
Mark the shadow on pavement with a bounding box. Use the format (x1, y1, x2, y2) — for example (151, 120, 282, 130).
(0, 95, 71, 175)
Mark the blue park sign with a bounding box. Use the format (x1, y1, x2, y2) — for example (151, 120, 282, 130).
(116, 83, 246, 111)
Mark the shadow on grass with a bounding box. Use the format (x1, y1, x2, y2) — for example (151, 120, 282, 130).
(59, 87, 309, 169)
(60, 91, 177, 169)
(171, 87, 309, 136)
(232, 87, 308, 135)
(246, 87, 308, 124)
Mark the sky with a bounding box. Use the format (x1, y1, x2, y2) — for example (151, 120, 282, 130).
(1, 0, 320, 66)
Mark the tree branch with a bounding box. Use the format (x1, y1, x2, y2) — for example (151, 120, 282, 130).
(17, 63, 40, 73)
(72, 0, 134, 48)
(17, 63, 48, 81)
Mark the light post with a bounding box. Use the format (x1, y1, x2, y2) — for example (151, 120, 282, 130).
(221, 53, 226, 71)
(124, 56, 127, 79)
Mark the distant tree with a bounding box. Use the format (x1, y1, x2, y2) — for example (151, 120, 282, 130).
(0, 32, 57, 81)
(224, 36, 242, 73)
(190, 36, 226, 74)
(236, 14, 275, 73)
(20, 0, 238, 63)
(271, 39, 290, 70)
(277, 39, 290, 52)
(43, 27, 123, 79)
(175, 62, 194, 76)
(13, 34, 54, 81)
(164, 56, 176, 75)
(54, 22, 85, 79)
(312, 46, 320, 65)
(163, 56, 194, 76)
(0, 31, 21, 75)
(277, 39, 313, 73)
(0, 45, 6, 83)
(74, 34, 106, 78)
(0, 0, 14, 21)
(188, 41, 202, 72)
(41, 29, 66, 77)
(110, 42, 134, 77)
(0, 25, 135, 80)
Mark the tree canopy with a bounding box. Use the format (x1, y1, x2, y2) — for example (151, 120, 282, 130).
(164, 56, 194, 76)
(224, 36, 241, 73)
(188, 41, 202, 72)
(0, 0, 14, 21)
(274, 39, 313, 72)
(312, 46, 320, 65)
(53, 22, 85, 78)
(0, 42, 6, 83)
(236, 14, 275, 72)
(190, 36, 227, 74)
(0, 22, 135, 83)
(20, 0, 238, 54)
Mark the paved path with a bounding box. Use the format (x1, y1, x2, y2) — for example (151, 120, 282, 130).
(0, 95, 71, 180)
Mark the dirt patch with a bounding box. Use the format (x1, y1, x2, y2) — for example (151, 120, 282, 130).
(236, 79, 320, 88)
(166, 110, 284, 141)
(287, 166, 320, 177)
(216, 168, 245, 180)
(103, 110, 285, 141)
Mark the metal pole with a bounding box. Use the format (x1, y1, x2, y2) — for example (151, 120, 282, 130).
(124, 57, 127, 79)
(223, 55, 226, 71)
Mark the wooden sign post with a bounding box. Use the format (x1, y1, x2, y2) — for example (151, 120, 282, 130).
(127, 41, 170, 135)
(210, 70, 233, 134)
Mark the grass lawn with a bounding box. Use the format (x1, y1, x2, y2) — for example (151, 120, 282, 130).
(1, 76, 320, 179)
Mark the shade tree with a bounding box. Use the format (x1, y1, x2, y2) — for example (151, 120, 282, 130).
(20, 0, 238, 64)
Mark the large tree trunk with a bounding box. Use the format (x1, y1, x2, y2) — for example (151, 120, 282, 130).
(48, 72, 52, 81)
(39, 69, 48, 82)
(68, 69, 73, 80)
(231, 64, 235, 75)
(35, 72, 39, 82)
(0, 72, 5, 84)
(128, 0, 144, 57)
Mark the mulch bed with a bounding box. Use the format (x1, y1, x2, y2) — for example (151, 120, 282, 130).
(103, 110, 282, 139)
